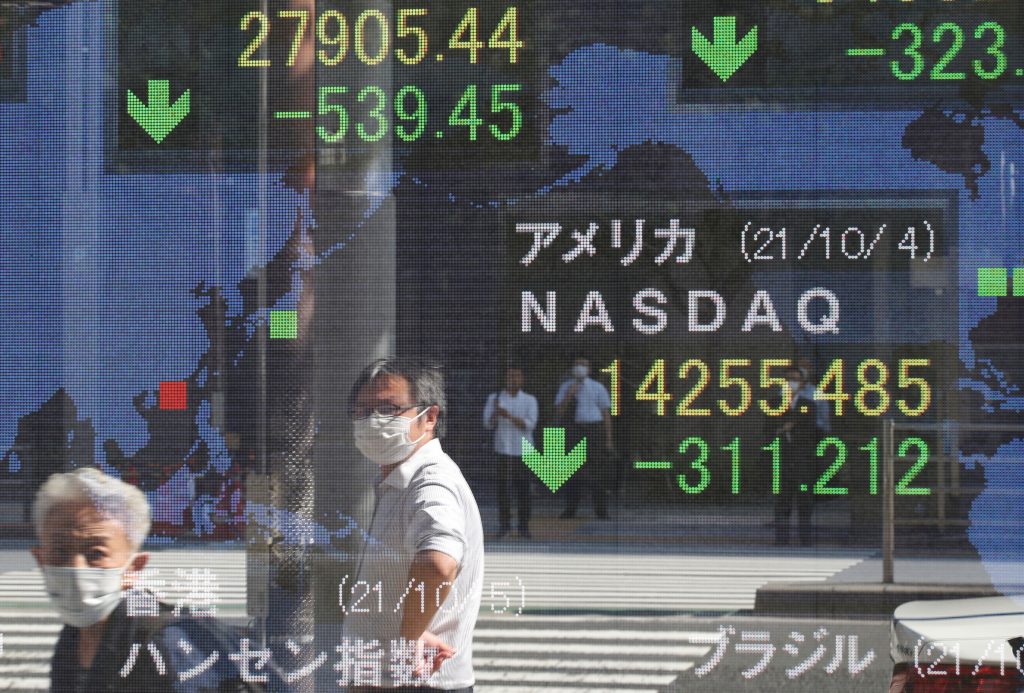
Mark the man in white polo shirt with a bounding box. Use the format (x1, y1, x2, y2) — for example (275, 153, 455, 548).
(483, 365, 539, 539)
(344, 358, 483, 692)
(555, 356, 615, 519)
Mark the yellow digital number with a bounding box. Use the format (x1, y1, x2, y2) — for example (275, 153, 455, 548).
(718, 358, 752, 416)
(636, 359, 671, 416)
(896, 358, 932, 416)
(239, 11, 271, 67)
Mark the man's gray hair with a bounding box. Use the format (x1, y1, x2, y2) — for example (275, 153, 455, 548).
(349, 358, 447, 438)
(33, 468, 151, 549)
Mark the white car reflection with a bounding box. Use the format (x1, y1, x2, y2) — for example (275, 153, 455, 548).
(889, 595, 1024, 692)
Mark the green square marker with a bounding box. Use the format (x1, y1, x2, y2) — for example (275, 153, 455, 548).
(977, 267, 1007, 297)
(1014, 267, 1024, 297)
(270, 310, 298, 339)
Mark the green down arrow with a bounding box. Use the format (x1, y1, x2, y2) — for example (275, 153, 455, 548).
(127, 80, 190, 143)
(692, 16, 758, 82)
(522, 427, 586, 493)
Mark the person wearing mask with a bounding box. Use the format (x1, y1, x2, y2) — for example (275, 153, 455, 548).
(483, 366, 539, 539)
(796, 356, 831, 436)
(31, 467, 272, 692)
(345, 358, 484, 692)
(773, 365, 820, 545)
(554, 357, 615, 520)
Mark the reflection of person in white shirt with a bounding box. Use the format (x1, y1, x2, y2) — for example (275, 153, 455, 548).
(483, 367, 538, 539)
(344, 359, 483, 692)
(554, 357, 615, 519)
(774, 365, 819, 546)
(796, 357, 831, 435)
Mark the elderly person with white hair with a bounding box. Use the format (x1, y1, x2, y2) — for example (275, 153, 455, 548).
(31, 467, 272, 692)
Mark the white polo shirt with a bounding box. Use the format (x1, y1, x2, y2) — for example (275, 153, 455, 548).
(482, 390, 539, 456)
(555, 377, 611, 424)
(343, 439, 484, 689)
(799, 383, 832, 432)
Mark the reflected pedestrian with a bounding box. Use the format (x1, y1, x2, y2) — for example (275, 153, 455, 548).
(554, 357, 614, 520)
(797, 356, 831, 436)
(483, 366, 538, 539)
(774, 365, 819, 545)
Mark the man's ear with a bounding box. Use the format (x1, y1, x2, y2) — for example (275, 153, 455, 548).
(425, 405, 440, 431)
(122, 552, 150, 589)
(129, 552, 149, 572)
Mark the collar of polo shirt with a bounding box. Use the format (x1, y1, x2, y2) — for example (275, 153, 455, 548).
(378, 438, 442, 489)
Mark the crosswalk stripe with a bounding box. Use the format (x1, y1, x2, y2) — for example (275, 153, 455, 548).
(490, 575, 837, 583)
(473, 641, 704, 656)
(0, 624, 61, 633)
(483, 555, 866, 565)
(474, 628, 722, 641)
(0, 651, 51, 660)
(476, 670, 678, 685)
(487, 596, 750, 604)
(474, 657, 696, 672)
(476, 613, 709, 624)
(486, 570, 852, 578)
(0, 664, 49, 675)
(484, 587, 805, 595)
(478, 688, 658, 693)
(0, 596, 50, 601)
(486, 564, 854, 571)
(0, 636, 58, 646)
(488, 563, 857, 569)
(0, 677, 48, 689)
(487, 598, 748, 605)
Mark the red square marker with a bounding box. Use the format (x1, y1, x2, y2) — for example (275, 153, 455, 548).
(159, 381, 187, 411)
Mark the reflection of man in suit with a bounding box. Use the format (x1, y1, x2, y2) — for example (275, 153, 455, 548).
(774, 365, 819, 545)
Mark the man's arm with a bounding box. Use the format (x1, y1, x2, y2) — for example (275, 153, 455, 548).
(399, 550, 460, 674)
(399, 550, 459, 642)
(521, 395, 538, 433)
(401, 479, 468, 673)
(482, 393, 498, 429)
(597, 383, 614, 451)
(555, 381, 577, 420)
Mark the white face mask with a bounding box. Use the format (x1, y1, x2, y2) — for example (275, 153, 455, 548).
(42, 556, 134, 628)
(788, 380, 803, 394)
(353, 408, 429, 465)
(573, 364, 589, 379)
